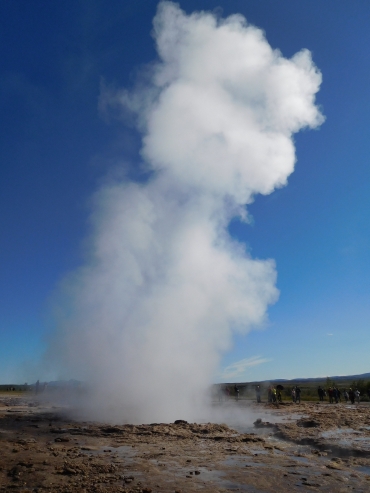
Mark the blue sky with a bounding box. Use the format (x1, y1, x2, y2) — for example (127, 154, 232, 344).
(1, 0, 370, 384)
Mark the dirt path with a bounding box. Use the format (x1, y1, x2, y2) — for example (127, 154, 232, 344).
(1, 396, 370, 492)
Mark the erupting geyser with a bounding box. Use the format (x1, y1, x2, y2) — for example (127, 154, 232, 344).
(47, 1, 324, 423)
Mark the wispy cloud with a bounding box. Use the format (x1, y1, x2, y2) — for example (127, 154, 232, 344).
(219, 356, 271, 381)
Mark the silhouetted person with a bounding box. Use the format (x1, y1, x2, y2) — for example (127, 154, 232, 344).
(318, 386, 324, 402)
(328, 387, 333, 404)
(234, 384, 240, 401)
(348, 388, 355, 404)
(295, 386, 301, 404)
(333, 387, 338, 404)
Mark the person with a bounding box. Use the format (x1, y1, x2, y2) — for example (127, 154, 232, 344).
(348, 388, 355, 404)
(333, 387, 338, 404)
(271, 386, 277, 403)
(35, 380, 40, 395)
(354, 389, 360, 404)
(343, 389, 349, 403)
(318, 386, 324, 402)
(268, 386, 272, 403)
(328, 387, 333, 404)
(234, 384, 240, 401)
(291, 387, 296, 403)
(295, 386, 301, 404)
(337, 388, 341, 402)
(276, 388, 282, 403)
(256, 385, 261, 403)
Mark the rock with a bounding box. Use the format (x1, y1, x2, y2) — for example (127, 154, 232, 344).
(326, 463, 343, 470)
(101, 425, 123, 434)
(254, 419, 275, 428)
(124, 475, 135, 483)
(297, 419, 320, 428)
(16, 438, 36, 444)
(8, 466, 21, 477)
(55, 436, 70, 442)
(50, 427, 68, 433)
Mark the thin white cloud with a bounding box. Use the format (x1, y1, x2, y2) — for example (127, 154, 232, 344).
(219, 356, 271, 381)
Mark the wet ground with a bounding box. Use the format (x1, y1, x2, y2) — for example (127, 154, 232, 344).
(1, 395, 370, 492)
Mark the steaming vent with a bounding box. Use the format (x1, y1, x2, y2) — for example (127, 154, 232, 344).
(47, 1, 324, 423)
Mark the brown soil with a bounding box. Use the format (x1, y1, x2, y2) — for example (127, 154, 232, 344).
(1, 396, 370, 492)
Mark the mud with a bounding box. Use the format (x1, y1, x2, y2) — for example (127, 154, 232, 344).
(1, 396, 370, 492)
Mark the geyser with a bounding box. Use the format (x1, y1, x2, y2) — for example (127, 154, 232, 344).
(47, 1, 324, 423)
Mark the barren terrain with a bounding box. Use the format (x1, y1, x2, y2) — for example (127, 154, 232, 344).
(1, 395, 370, 492)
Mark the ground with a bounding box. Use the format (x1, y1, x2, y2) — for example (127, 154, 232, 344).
(1, 394, 370, 492)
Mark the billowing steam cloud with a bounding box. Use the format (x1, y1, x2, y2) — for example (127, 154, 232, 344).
(48, 2, 323, 423)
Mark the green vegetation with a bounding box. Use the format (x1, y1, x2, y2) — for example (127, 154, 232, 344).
(215, 375, 370, 402)
(0, 384, 31, 393)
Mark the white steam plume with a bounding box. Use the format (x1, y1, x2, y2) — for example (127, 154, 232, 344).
(48, 1, 323, 423)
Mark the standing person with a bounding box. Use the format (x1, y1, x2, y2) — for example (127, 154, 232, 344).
(276, 387, 282, 403)
(355, 389, 360, 404)
(295, 386, 301, 404)
(256, 385, 261, 403)
(271, 386, 277, 403)
(234, 384, 240, 401)
(291, 387, 296, 403)
(328, 387, 333, 404)
(333, 387, 338, 404)
(268, 387, 272, 403)
(337, 388, 342, 402)
(343, 389, 349, 403)
(318, 386, 324, 402)
(348, 388, 355, 404)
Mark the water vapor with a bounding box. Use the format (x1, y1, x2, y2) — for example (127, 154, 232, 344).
(48, 2, 323, 423)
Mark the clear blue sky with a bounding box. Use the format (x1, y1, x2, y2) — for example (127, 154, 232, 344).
(1, 0, 369, 384)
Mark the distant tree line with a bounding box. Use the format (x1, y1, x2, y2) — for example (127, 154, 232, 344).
(0, 384, 30, 392)
(214, 378, 370, 402)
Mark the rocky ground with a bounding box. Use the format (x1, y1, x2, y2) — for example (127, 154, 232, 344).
(1, 395, 370, 492)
